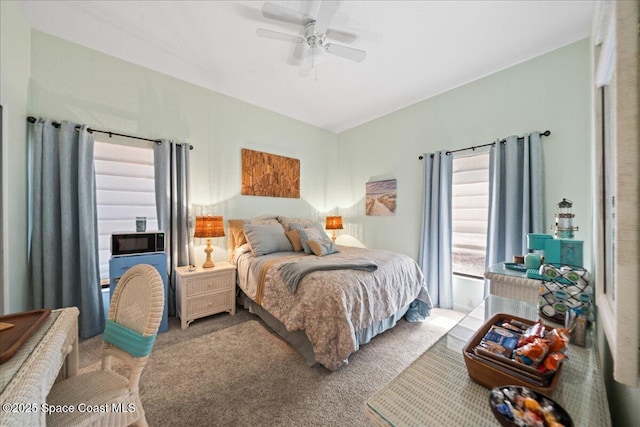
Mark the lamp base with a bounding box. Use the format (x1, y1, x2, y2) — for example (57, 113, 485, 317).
(202, 240, 215, 269)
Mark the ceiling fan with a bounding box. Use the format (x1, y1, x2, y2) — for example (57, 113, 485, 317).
(256, 1, 366, 76)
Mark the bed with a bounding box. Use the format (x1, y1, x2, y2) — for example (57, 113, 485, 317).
(227, 215, 432, 371)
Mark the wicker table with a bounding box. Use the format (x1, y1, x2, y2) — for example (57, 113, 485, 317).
(484, 263, 542, 304)
(364, 295, 611, 426)
(0, 307, 79, 427)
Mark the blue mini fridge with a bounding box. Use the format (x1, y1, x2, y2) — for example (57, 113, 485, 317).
(109, 252, 169, 333)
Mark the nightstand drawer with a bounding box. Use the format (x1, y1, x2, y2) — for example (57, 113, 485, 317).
(185, 274, 233, 297)
(186, 291, 233, 317)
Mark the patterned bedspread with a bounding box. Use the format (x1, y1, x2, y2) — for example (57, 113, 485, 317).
(235, 245, 432, 370)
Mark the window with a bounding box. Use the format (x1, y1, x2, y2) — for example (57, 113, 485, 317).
(94, 140, 158, 284)
(592, 0, 639, 387)
(600, 85, 616, 298)
(451, 152, 490, 278)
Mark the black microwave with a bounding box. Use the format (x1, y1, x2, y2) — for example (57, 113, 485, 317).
(111, 231, 165, 256)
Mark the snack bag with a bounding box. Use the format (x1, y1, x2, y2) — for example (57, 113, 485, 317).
(546, 328, 569, 352)
(515, 338, 549, 366)
(517, 319, 546, 347)
(542, 352, 566, 372)
(478, 326, 520, 358)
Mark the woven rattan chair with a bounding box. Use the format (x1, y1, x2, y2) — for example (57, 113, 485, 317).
(47, 264, 165, 427)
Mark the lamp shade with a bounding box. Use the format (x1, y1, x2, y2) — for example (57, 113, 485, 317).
(194, 216, 225, 238)
(325, 216, 343, 230)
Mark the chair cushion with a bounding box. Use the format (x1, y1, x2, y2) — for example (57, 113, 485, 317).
(47, 370, 140, 427)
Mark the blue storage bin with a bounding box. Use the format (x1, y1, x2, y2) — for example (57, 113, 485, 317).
(544, 239, 583, 268)
(527, 233, 553, 250)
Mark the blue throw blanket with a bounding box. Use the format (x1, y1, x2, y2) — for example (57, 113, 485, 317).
(278, 255, 378, 293)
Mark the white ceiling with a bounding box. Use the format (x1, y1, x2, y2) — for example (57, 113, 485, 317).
(18, 0, 594, 133)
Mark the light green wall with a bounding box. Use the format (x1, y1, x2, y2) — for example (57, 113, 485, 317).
(337, 40, 592, 262)
(27, 30, 339, 272)
(0, 0, 31, 314)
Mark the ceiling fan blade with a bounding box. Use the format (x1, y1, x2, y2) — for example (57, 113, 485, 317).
(325, 28, 358, 44)
(324, 43, 366, 62)
(256, 28, 304, 44)
(315, 0, 340, 35)
(262, 2, 313, 26)
(293, 42, 306, 61)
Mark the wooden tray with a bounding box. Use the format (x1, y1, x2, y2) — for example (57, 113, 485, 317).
(0, 309, 51, 363)
(462, 312, 563, 395)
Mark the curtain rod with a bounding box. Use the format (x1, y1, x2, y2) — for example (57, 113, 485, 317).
(418, 130, 550, 160)
(27, 116, 193, 150)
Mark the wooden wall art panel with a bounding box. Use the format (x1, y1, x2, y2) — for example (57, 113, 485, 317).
(241, 148, 300, 198)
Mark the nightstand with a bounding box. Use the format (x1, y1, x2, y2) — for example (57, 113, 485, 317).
(175, 262, 237, 329)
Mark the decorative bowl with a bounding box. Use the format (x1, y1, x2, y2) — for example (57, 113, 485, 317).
(489, 385, 573, 427)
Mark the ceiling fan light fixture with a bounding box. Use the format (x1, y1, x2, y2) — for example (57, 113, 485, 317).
(257, 1, 367, 76)
(311, 46, 323, 64)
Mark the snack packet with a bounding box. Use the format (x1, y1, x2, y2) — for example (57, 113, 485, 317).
(517, 319, 546, 347)
(542, 352, 566, 372)
(546, 328, 569, 352)
(515, 338, 549, 366)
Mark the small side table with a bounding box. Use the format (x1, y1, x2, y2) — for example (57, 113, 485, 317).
(175, 262, 237, 329)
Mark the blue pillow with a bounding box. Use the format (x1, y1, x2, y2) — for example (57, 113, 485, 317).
(290, 223, 328, 254)
(243, 223, 293, 256)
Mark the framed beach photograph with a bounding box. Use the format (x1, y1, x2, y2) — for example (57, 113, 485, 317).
(366, 179, 397, 216)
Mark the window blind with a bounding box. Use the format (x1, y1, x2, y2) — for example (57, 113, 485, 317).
(452, 153, 490, 277)
(94, 141, 158, 282)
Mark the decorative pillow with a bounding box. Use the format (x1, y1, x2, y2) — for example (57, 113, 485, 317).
(292, 223, 328, 254)
(285, 230, 304, 252)
(228, 219, 249, 247)
(307, 239, 338, 257)
(250, 214, 280, 224)
(227, 219, 249, 262)
(278, 216, 316, 231)
(243, 223, 292, 256)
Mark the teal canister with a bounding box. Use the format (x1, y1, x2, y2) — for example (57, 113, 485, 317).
(524, 253, 542, 269)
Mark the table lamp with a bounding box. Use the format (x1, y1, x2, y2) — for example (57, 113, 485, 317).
(325, 216, 343, 242)
(194, 215, 225, 268)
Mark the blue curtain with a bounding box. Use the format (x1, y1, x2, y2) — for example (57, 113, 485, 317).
(29, 119, 104, 339)
(418, 151, 453, 309)
(485, 132, 545, 296)
(154, 140, 193, 316)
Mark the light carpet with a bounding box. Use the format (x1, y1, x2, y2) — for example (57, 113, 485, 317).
(78, 308, 464, 427)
